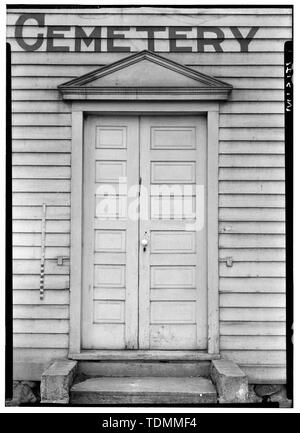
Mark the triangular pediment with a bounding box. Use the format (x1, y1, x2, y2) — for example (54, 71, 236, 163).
(58, 50, 232, 100)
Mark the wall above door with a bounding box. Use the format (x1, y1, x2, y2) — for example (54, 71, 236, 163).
(58, 50, 232, 100)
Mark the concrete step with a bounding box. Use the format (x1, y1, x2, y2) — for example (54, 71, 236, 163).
(70, 376, 217, 405)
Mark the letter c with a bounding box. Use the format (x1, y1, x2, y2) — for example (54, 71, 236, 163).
(15, 14, 45, 51)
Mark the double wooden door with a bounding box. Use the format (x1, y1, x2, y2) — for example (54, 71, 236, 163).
(82, 115, 207, 350)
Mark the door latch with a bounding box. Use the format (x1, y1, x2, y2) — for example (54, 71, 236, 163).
(219, 257, 234, 267)
(141, 231, 149, 252)
(57, 256, 70, 266)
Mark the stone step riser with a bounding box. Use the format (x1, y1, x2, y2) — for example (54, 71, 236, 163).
(78, 360, 211, 378)
(70, 392, 217, 405)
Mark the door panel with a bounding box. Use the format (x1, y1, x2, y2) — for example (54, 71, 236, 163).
(82, 116, 139, 349)
(139, 116, 207, 350)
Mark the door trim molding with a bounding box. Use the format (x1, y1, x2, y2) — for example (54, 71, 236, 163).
(69, 102, 220, 356)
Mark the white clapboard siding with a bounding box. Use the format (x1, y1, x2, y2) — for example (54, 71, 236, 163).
(8, 7, 290, 383)
(12, 153, 70, 165)
(220, 277, 285, 293)
(13, 347, 68, 362)
(13, 290, 69, 305)
(220, 336, 285, 350)
(13, 220, 70, 233)
(12, 113, 71, 126)
(12, 140, 71, 153)
(219, 154, 284, 167)
(221, 350, 286, 365)
(13, 260, 70, 275)
(12, 206, 70, 220)
(13, 180, 71, 193)
(219, 208, 285, 221)
(13, 246, 70, 259)
(219, 222, 285, 234)
(13, 334, 69, 348)
(12, 88, 284, 102)
(13, 275, 69, 290)
(13, 233, 70, 247)
(220, 308, 286, 322)
(242, 366, 286, 384)
(13, 166, 71, 179)
(11, 76, 284, 90)
(219, 195, 285, 208)
(12, 126, 71, 140)
(13, 193, 70, 206)
(11, 52, 286, 66)
(219, 262, 285, 278)
(219, 168, 285, 181)
(219, 234, 285, 248)
(220, 293, 285, 308)
(13, 319, 69, 334)
(6, 12, 292, 26)
(6, 7, 292, 14)
(220, 321, 286, 336)
(13, 305, 69, 319)
(220, 114, 284, 127)
(11, 65, 285, 79)
(219, 142, 284, 154)
(219, 248, 285, 262)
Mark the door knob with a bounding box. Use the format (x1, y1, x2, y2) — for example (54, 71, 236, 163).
(141, 233, 149, 251)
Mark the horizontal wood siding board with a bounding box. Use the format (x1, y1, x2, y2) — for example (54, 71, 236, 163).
(219, 208, 285, 221)
(13, 305, 69, 319)
(11, 77, 285, 90)
(6, 13, 292, 25)
(13, 347, 68, 361)
(219, 262, 285, 278)
(220, 277, 285, 293)
(12, 141, 71, 153)
(220, 293, 285, 308)
(13, 319, 69, 333)
(241, 365, 286, 384)
(11, 66, 286, 79)
(10, 52, 286, 66)
(220, 335, 285, 350)
(13, 334, 69, 348)
(11, 101, 284, 114)
(13, 246, 70, 259)
(13, 220, 70, 233)
(220, 321, 286, 336)
(221, 350, 286, 365)
(13, 233, 70, 247)
(13, 260, 70, 275)
(13, 275, 69, 290)
(11, 89, 284, 102)
(220, 308, 286, 322)
(219, 248, 285, 262)
(13, 290, 69, 304)
(7, 8, 292, 14)
(13, 166, 71, 178)
(12, 206, 70, 219)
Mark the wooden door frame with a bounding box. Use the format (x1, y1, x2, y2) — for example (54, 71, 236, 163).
(68, 100, 220, 357)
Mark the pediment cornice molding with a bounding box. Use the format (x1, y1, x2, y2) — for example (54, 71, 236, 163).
(58, 50, 232, 101)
